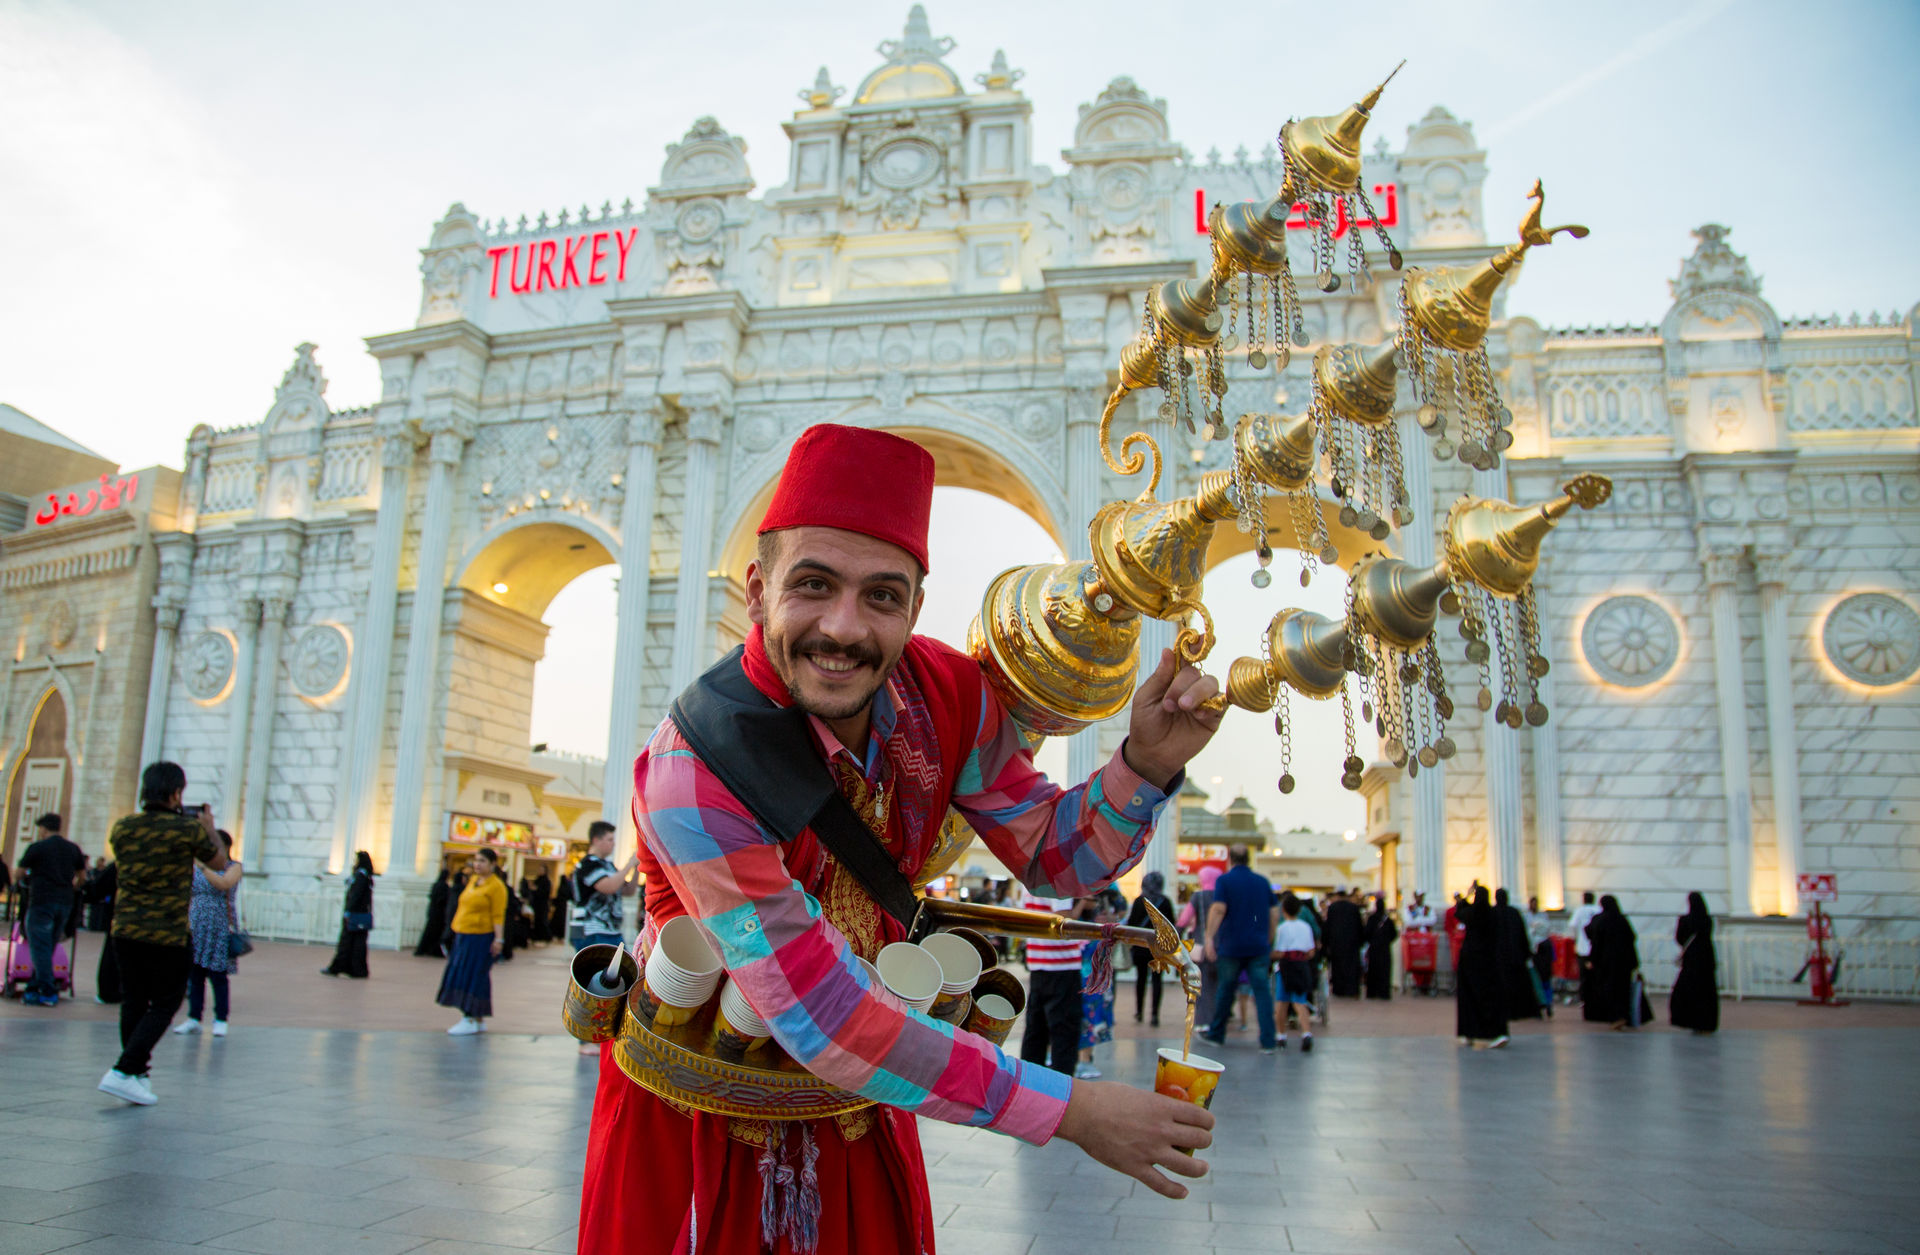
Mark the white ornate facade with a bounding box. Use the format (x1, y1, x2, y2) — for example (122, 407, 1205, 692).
(130, 9, 1917, 930)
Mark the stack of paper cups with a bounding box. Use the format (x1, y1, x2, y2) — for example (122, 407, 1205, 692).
(918, 932, 984, 1024)
(641, 916, 723, 1026)
(876, 942, 941, 1014)
(714, 978, 771, 1053)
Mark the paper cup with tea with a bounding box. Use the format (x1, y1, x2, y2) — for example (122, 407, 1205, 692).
(1153, 1048, 1224, 1152)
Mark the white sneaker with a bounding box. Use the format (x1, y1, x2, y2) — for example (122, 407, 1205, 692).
(447, 1017, 482, 1036)
(1074, 1063, 1101, 1079)
(98, 1069, 157, 1106)
(172, 1018, 200, 1035)
(211, 1021, 228, 1038)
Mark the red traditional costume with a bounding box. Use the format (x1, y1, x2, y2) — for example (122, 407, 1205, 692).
(579, 426, 1171, 1254)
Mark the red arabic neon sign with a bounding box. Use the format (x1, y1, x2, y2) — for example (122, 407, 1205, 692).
(486, 228, 641, 298)
(1195, 184, 1399, 239)
(32, 473, 140, 528)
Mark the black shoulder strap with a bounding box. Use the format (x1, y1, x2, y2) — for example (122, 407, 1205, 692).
(668, 647, 921, 931)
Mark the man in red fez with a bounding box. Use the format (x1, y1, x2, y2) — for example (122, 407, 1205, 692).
(580, 423, 1223, 1254)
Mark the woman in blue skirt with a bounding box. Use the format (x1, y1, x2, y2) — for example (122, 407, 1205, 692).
(437, 849, 506, 1035)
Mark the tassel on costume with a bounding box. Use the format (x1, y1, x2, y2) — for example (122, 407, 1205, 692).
(757, 1123, 823, 1254)
(1083, 921, 1122, 995)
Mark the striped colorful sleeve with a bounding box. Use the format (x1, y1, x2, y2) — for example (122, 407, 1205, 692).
(632, 723, 1073, 1145)
(950, 678, 1173, 898)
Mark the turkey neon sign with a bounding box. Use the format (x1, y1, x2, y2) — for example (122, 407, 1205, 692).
(1194, 184, 1399, 238)
(486, 228, 642, 298)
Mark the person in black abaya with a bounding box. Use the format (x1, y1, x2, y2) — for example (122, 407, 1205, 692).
(1127, 870, 1176, 1025)
(528, 872, 552, 944)
(322, 852, 376, 978)
(1494, 888, 1543, 1020)
(1362, 895, 1397, 1000)
(1454, 884, 1508, 1047)
(415, 868, 451, 957)
(1323, 890, 1365, 998)
(1583, 894, 1647, 1029)
(1669, 891, 1719, 1034)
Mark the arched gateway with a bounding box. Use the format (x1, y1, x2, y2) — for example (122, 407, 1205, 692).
(136, 9, 1920, 930)
(136, 8, 1506, 908)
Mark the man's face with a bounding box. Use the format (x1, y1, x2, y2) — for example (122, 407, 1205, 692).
(589, 832, 614, 857)
(747, 526, 924, 726)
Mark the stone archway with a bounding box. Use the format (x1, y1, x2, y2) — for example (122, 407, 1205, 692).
(3, 686, 74, 865)
(714, 420, 1067, 584)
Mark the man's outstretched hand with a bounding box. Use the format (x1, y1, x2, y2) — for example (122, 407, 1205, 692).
(1055, 1078, 1214, 1199)
(1123, 648, 1225, 790)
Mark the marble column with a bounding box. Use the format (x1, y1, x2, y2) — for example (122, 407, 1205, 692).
(1755, 546, 1804, 915)
(1528, 577, 1567, 910)
(1470, 460, 1526, 895)
(140, 605, 184, 769)
(388, 420, 469, 876)
(601, 405, 665, 859)
(1399, 413, 1448, 900)
(140, 534, 197, 767)
(1701, 544, 1754, 914)
(668, 403, 724, 696)
(341, 422, 415, 869)
(240, 595, 292, 862)
(1065, 381, 1104, 787)
(219, 598, 262, 836)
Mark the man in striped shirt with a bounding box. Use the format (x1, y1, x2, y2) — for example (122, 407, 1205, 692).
(1017, 888, 1087, 1076)
(579, 425, 1225, 1254)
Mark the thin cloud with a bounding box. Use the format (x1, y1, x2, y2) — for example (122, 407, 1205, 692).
(1484, 0, 1741, 142)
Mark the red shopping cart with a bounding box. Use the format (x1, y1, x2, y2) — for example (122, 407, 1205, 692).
(1402, 929, 1437, 996)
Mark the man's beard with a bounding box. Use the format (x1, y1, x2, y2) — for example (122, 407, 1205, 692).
(768, 629, 890, 721)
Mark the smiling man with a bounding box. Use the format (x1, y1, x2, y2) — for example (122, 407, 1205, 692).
(580, 424, 1223, 1254)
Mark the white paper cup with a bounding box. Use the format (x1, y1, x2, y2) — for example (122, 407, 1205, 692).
(714, 978, 771, 1053)
(856, 957, 882, 990)
(919, 933, 984, 995)
(877, 941, 942, 1013)
(642, 916, 723, 1025)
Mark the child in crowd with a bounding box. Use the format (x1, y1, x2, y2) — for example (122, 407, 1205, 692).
(1273, 892, 1317, 1052)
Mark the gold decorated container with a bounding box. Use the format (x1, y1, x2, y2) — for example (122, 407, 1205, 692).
(563, 944, 639, 1045)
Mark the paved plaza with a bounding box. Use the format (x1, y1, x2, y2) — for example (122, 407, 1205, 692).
(1, 946, 1916, 1255)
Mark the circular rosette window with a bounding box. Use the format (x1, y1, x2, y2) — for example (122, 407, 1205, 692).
(1822, 592, 1920, 688)
(1580, 595, 1680, 689)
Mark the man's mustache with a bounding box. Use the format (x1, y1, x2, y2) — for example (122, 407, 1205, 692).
(786, 636, 882, 669)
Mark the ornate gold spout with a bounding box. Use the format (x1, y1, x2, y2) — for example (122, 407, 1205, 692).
(1313, 340, 1401, 426)
(1350, 553, 1453, 650)
(913, 898, 1186, 969)
(1225, 607, 1350, 708)
(1097, 70, 1401, 485)
(1280, 61, 1404, 194)
(1444, 473, 1613, 597)
(1405, 179, 1590, 353)
(971, 412, 1321, 737)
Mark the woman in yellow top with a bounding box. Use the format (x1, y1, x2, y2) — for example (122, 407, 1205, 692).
(436, 848, 507, 1035)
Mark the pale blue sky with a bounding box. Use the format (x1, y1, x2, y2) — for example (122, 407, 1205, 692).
(4, 0, 1915, 832)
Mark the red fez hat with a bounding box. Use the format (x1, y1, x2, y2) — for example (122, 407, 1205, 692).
(758, 424, 935, 570)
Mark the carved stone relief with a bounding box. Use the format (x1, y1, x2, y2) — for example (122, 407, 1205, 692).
(1581, 595, 1680, 688)
(289, 624, 351, 699)
(181, 632, 236, 700)
(1822, 593, 1920, 687)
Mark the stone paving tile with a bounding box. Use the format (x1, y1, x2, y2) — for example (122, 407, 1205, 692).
(202, 1219, 433, 1255)
(365, 1204, 572, 1247)
(1, 1016, 1917, 1253)
(36, 1198, 263, 1244)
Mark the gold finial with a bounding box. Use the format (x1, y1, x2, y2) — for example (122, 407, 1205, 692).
(1516, 179, 1589, 251)
(1357, 60, 1406, 113)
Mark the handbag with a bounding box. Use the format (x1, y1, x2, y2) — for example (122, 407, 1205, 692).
(227, 929, 254, 959)
(344, 911, 373, 932)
